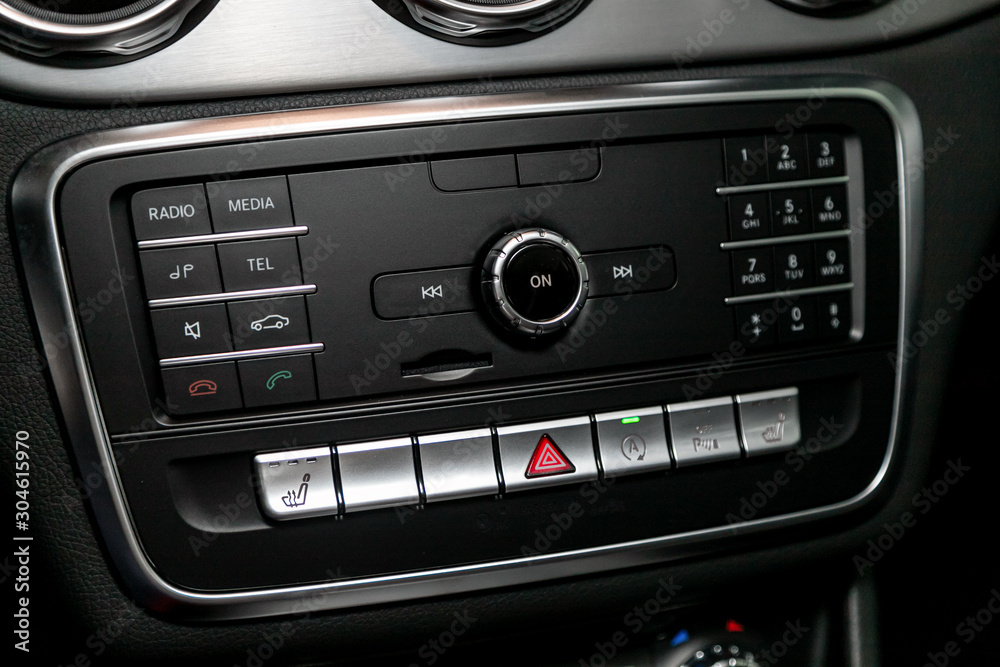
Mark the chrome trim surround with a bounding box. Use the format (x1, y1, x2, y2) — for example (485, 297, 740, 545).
(159, 343, 325, 368)
(148, 284, 317, 308)
(723, 282, 854, 306)
(11, 78, 921, 620)
(403, 0, 584, 38)
(137, 225, 309, 249)
(0, 0, 205, 58)
(719, 229, 851, 251)
(715, 175, 850, 196)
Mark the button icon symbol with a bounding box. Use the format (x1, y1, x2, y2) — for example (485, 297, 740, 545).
(620, 434, 646, 461)
(266, 370, 292, 390)
(250, 314, 290, 331)
(761, 413, 787, 443)
(612, 265, 633, 280)
(188, 379, 217, 397)
(282, 473, 310, 508)
(183, 321, 202, 340)
(525, 434, 575, 478)
(169, 263, 195, 280)
(421, 284, 444, 300)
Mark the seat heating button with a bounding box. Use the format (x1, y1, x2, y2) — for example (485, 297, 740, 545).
(254, 447, 339, 520)
(736, 387, 802, 456)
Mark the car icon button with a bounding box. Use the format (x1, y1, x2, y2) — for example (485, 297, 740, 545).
(227, 296, 309, 351)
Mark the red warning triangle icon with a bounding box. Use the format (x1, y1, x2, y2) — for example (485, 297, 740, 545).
(525, 434, 576, 478)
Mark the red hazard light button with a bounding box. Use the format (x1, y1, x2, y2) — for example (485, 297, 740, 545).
(496, 416, 599, 493)
(525, 434, 576, 478)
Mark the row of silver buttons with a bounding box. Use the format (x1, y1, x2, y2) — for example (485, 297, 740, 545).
(253, 387, 801, 520)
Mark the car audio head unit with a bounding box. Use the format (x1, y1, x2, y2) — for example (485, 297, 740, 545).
(12, 77, 921, 619)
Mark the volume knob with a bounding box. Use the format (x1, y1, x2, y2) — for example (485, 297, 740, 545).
(481, 228, 589, 337)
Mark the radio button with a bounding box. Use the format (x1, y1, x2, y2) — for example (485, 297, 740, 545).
(254, 447, 339, 520)
(595, 407, 671, 478)
(666, 397, 742, 467)
(724, 136, 768, 186)
(208, 176, 294, 233)
(417, 429, 499, 502)
(151, 304, 232, 359)
(337, 438, 420, 513)
(497, 417, 598, 493)
(728, 193, 770, 241)
(132, 184, 212, 241)
(227, 296, 309, 351)
(731, 248, 775, 296)
(736, 388, 802, 456)
(373, 267, 476, 320)
(585, 247, 676, 297)
(770, 189, 813, 236)
(161, 361, 242, 415)
(774, 243, 816, 291)
(140, 245, 221, 300)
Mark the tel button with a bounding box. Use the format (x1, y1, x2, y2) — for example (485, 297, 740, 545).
(131, 184, 212, 241)
(161, 361, 242, 415)
(217, 238, 303, 292)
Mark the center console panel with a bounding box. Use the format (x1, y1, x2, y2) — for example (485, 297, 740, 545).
(12, 78, 919, 619)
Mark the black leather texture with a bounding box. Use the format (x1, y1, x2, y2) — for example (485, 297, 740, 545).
(1, 9, 999, 664)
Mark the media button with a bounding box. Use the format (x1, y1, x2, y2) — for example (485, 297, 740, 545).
(208, 176, 294, 232)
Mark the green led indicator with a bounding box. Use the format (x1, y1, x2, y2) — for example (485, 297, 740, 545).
(621, 416, 641, 424)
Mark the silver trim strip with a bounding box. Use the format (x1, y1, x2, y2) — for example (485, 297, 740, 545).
(724, 282, 854, 306)
(10, 77, 921, 620)
(159, 343, 325, 368)
(720, 229, 851, 251)
(716, 175, 850, 196)
(148, 284, 317, 308)
(137, 226, 309, 249)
